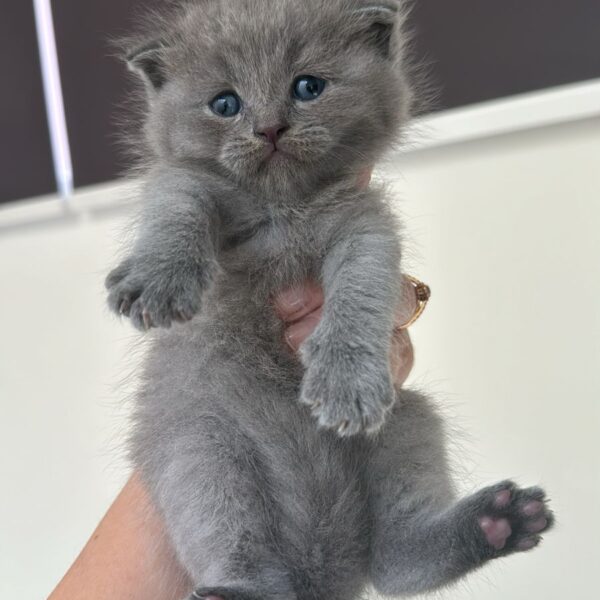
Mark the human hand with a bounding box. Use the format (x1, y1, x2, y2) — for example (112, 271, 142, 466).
(273, 275, 418, 387)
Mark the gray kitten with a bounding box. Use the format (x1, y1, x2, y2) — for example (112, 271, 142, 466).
(106, 1, 554, 599)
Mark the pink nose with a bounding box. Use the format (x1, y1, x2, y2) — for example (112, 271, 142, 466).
(254, 125, 288, 145)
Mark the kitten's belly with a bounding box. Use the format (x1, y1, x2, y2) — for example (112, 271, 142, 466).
(133, 319, 370, 590)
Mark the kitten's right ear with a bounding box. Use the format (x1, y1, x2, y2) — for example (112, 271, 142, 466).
(126, 40, 168, 90)
(352, 2, 403, 59)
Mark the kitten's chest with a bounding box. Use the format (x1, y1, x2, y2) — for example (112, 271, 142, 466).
(220, 205, 324, 284)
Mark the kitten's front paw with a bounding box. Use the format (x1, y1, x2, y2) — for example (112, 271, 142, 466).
(106, 257, 210, 331)
(463, 480, 554, 560)
(299, 337, 395, 436)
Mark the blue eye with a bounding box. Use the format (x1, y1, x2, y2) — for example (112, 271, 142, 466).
(293, 76, 326, 101)
(210, 92, 241, 117)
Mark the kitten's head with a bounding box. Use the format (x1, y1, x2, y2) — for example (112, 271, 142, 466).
(127, 0, 413, 194)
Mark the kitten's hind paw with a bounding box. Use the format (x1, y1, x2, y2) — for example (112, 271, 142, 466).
(462, 480, 554, 560)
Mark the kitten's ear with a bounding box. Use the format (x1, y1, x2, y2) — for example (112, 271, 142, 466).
(352, 3, 402, 58)
(126, 40, 168, 90)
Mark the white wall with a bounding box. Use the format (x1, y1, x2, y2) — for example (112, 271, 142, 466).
(1, 116, 599, 600)
(387, 116, 600, 599)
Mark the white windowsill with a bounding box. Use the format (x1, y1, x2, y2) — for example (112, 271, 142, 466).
(405, 78, 600, 151)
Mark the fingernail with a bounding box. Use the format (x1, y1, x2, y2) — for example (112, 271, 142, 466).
(285, 314, 319, 350)
(285, 330, 298, 350)
(285, 322, 309, 350)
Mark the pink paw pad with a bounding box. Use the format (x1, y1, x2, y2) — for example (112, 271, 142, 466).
(493, 489, 512, 508)
(522, 500, 544, 516)
(479, 516, 512, 550)
(517, 537, 539, 551)
(526, 516, 548, 533)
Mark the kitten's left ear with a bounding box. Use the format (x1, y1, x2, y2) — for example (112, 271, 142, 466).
(352, 3, 403, 58)
(126, 39, 168, 90)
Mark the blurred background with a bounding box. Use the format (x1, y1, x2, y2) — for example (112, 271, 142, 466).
(1, 1, 599, 599)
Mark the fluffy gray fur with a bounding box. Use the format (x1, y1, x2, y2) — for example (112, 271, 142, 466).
(106, 1, 554, 598)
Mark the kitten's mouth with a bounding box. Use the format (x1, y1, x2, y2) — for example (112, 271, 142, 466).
(263, 144, 289, 163)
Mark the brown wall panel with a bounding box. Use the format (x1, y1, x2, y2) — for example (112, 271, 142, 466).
(1, 0, 55, 203)
(409, 0, 600, 110)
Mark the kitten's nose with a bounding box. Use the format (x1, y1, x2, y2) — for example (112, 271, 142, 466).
(254, 124, 288, 146)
